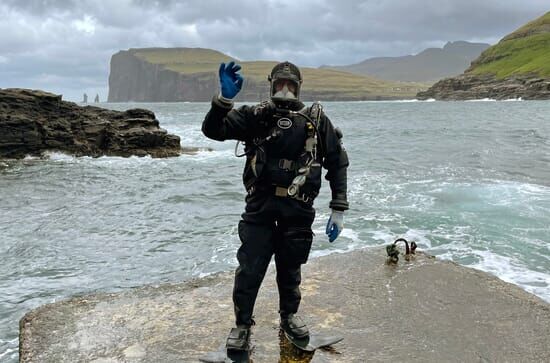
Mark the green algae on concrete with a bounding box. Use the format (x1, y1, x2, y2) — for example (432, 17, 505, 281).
(19, 249, 550, 362)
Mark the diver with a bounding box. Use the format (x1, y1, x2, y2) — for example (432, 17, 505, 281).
(201, 61, 349, 353)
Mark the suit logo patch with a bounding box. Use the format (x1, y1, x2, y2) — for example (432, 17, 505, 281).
(277, 118, 292, 129)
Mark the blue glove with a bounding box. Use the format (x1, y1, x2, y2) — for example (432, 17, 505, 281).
(325, 210, 344, 243)
(219, 61, 244, 99)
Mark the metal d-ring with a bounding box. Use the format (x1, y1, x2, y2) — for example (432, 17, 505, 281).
(386, 238, 417, 264)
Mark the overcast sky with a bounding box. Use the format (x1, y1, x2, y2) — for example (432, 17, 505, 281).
(1, 0, 548, 101)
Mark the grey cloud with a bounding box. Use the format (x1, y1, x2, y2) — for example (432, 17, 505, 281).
(0, 0, 549, 101)
(3, 0, 77, 16)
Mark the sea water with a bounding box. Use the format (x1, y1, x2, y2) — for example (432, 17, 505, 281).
(1, 100, 549, 361)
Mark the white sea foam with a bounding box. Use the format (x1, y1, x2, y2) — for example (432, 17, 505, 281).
(465, 97, 524, 102)
(309, 242, 368, 259)
(32, 148, 236, 165)
(333, 98, 436, 103)
(312, 226, 362, 242)
(23, 154, 41, 160)
(0, 347, 17, 360)
(182, 148, 234, 161)
(466, 98, 497, 102)
(45, 151, 79, 161)
(0, 338, 18, 360)
(359, 212, 399, 222)
(169, 126, 207, 145)
(418, 224, 550, 302)
(400, 229, 433, 248)
(21, 151, 159, 165)
(370, 229, 398, 244)
(340, 227, 360, 242)
(378, 98, 436, 103)
(469, 250, 550, 302)
(380, 99, 424, 103)
(20, 151, 79, 162)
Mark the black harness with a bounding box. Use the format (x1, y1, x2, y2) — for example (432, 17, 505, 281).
(235, 102, 325, 203)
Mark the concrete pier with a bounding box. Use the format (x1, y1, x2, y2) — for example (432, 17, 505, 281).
(19, 248, 550, 362)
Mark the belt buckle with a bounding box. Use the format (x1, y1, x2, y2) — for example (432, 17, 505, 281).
(278, 159, 292, 170)
(275, 186, 288, 197)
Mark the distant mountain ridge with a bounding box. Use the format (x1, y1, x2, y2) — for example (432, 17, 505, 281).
(418, 11, 550, 100)
(322, 41, 490, 82)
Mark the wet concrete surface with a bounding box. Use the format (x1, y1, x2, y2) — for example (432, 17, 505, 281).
(20, 248, 550, 362)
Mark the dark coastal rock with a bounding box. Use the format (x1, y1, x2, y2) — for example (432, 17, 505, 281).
(19, 249, 550, 362)
(0, 88, 183, 159)
(417, 74, 550, 100)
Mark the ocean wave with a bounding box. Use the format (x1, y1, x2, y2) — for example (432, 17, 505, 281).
(465, 98, 497, 102)
(341, 98, 437, 103)
(19, 151, 156, 164)
(0, 338, 18, 360)
(469, 250, 549, 302)
(181, 148, 234, 161)
(465, 97, 523, 102)
(386, 227, 550, 302)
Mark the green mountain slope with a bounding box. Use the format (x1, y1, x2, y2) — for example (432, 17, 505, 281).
(466, 11, 550, 78)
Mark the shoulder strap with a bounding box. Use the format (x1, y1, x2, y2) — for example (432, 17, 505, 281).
(309, 101, 323, 126)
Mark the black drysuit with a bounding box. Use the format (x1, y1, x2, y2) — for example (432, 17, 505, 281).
(202, 96, 349, 326)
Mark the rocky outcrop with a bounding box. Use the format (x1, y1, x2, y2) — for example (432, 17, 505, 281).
(19, 248, 550, 362)
(0, 88, 182, 159)
(417, 73, 550, 100)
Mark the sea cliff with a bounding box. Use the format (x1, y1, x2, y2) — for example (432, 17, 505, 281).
(108, 49, 222, 102)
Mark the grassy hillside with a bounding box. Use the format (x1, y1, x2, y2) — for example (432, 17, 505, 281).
(131, 48, 428, 99)
(133, 47, 235, 73)
(467, 11, 550, 78)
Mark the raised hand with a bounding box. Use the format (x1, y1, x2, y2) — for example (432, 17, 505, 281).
(219, 61, 244, 99)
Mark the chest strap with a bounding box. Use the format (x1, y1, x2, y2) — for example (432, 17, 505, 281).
(265, 158, 299, 171)
(274, 186, 312, 203)
(248, 185, 314, 204)
(278, 158, 297, 171)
